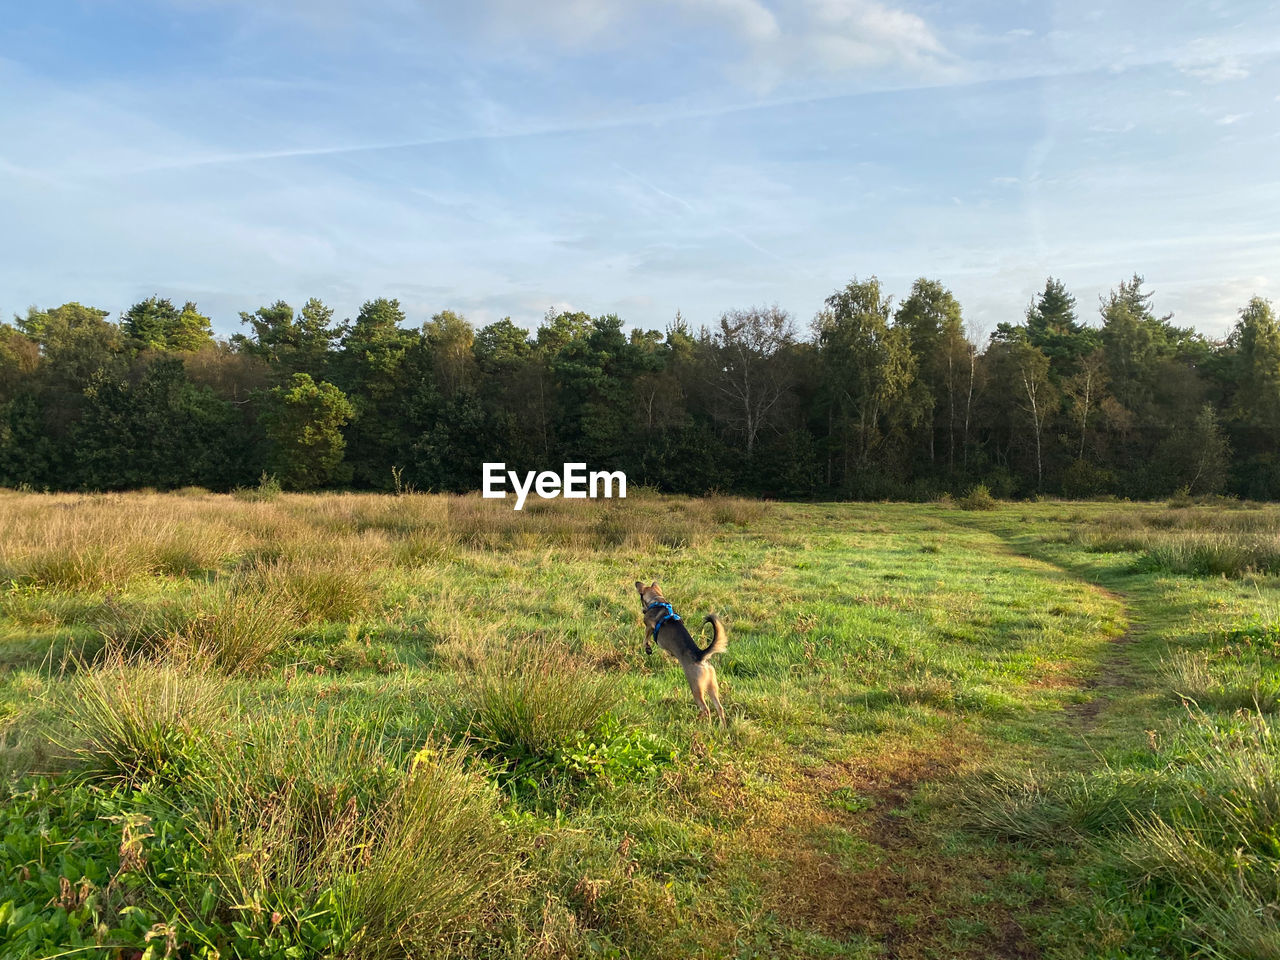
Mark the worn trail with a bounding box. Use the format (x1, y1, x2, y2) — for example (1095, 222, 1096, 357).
(755, 518, 1140, 958)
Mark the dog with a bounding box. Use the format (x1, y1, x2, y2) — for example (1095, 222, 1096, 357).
(635, 581, 728, 722)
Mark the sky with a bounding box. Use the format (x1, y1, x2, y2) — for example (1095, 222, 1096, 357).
(1, 1, 1278, 341)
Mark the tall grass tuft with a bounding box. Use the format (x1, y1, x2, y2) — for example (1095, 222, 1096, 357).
(205, 713, 407, 904)
(202, 715, 503, 959)
(56, 656, 226, 785)
(1122, 714, 1280, 957)
(342, 750, 505, 958)
(457, 646, 620, 760)
(232, 472, 283, 502)
(243, 555, 375, 624)
(171, 582, 299, 674)
(15, 541, 147, 591)
(707, 496, 765, 528)
(1136, 535, 1280, 578)
(1075, 505, 1280, 577)
(956, 764, 1195, 842)
(91, 596, 195, 657)
(1162, 650, 1280, 713)
(963, 708, 1280, 957)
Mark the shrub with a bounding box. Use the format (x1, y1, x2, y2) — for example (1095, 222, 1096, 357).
(1061, 459, 1112, 499)
(232, 472, 283, 503)
(957, 484, 998, 511)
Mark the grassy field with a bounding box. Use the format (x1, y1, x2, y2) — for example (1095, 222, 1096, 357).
(1, 490, 1279, 959)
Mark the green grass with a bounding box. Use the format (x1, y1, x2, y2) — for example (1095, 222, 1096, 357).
(454, 645, 620, 763)
(2, 491, 1280, 957)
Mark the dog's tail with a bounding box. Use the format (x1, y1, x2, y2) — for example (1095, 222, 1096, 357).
(698, 613, 728, 662)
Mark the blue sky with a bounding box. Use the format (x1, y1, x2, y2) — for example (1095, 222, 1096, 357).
(1, 1, 1277, 339)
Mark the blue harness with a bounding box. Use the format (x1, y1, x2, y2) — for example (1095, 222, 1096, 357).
(647, 600, 681, 642)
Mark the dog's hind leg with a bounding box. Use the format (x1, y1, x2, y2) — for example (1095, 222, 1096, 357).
(704, 666, 726, 724)
(685, 666, 711, 719)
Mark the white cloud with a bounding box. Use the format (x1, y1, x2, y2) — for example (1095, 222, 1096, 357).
(800, 0, 943, 66)
(477, 0, 950, 88)
(680, 0, 780, 41)
(478, 0, 779, 48)
(1174, 35, 1252, 84)
(1178, 55, 1249, 83)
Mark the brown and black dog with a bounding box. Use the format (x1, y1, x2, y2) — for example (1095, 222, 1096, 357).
(635, 581, 728, 722)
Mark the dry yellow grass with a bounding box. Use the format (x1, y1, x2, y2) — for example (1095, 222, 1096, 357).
(0, 490, 765, 593)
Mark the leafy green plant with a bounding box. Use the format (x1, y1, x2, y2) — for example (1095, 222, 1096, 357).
(827, 786, 875, 814)
(530, 716, 673, 786)
(0, 779, 213, 959)
(493, 715, 676, 816)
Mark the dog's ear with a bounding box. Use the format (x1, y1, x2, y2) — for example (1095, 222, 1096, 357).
(635, 580, 645, 593)
(650, 581, 658, 590)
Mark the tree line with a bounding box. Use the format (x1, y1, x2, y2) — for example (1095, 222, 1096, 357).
(2, 274, 1278, 500)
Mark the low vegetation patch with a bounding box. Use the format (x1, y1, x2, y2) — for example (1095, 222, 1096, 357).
(1162, 649, 1280, 713)
(961, 658, 1280, 956)
(1069, 505, 1280, 577)
(5, 493, 1280, 958)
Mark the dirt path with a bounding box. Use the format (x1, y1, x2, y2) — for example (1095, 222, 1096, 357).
(753, 521, 1142, 957)
(989, 537, 1141, 734)
(750, 731, 1040, 959)
(1063, 586, 1135, 730)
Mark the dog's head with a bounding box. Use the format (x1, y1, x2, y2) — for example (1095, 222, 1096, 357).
(635, 580, 663, 608)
